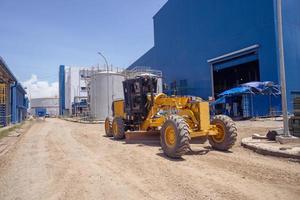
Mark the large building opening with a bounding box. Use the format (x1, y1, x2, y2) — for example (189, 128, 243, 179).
(208, 45, 261, 119)
(208, 45, 260, 97)
(213, 60, 260, 96)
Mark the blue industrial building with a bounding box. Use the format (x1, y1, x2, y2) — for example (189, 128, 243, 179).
(11, 82, 28, 124)
(0, 56, 16, 126)
(129, 0, 300, 116)
(59, 65, 65, 116)
(1, 56, 28, 126)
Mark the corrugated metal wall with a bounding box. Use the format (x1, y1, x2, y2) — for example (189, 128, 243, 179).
(281, 0, 300, 111)
(11, 82, 27, 124)
(129, 0, 300, 113)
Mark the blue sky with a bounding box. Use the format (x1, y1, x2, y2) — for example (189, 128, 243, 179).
(0, 0, 167, 84)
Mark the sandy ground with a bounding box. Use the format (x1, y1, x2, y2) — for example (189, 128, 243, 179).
(0, 118, 299, 200)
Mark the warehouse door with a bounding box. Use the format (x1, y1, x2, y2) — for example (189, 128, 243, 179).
(208, 45, 260, 97)
(213, 59, 260, 96)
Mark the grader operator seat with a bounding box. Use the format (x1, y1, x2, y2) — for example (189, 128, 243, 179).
(122, 75, 158, 125)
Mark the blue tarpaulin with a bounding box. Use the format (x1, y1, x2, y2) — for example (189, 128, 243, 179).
(218, 81, 280, 97)
(213, 96, 226, 104)
(241, 81, 281, 95)
(218, 86, 253, 97)
(211, 81, 282, 118)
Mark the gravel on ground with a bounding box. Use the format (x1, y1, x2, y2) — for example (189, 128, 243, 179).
(0, 118, 299, 200)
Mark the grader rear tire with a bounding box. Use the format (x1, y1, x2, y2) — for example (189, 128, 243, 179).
(104, 117, 113, 137)
(112, 117, 125, 140)
(160, 115, 190, 158)
(208, 115, 237, 151)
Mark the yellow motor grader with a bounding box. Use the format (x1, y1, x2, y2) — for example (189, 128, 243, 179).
(105, 75, 237, 158)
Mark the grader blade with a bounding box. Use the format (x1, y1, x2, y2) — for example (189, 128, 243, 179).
(125, 131, 160, 144)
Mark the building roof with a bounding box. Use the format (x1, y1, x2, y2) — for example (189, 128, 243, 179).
(15, 82, 27, 94)
(153, 1, 169, 19)
(0, 56, 17, 82)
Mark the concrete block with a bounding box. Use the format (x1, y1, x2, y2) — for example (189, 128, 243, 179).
(242, 137, 300, 159)
(276, 135, 300, 144)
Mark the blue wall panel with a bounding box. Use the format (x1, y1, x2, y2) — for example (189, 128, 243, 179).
(11, 82, 27, 124)
(130, 0, 278, 99)
(129, 0, 299, 112)
(251, 94, 282, 117)
(131, 47, 156, 68)
(282, 0, 300, 111)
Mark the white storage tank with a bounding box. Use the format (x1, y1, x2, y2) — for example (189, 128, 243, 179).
(89, 71, 125, 120)
(156, 76, 163, 93)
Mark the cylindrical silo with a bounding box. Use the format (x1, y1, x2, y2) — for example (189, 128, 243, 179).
(89, 71, 125, 120)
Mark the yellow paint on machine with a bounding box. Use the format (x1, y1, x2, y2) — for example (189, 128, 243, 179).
(111, 93, 221, 139)
(113, 100, 125, 118)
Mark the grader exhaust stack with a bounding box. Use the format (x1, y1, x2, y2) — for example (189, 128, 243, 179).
(105, 74, 237, 158)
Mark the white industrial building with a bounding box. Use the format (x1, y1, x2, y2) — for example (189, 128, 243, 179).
(30, 97, 59, 117)
(59, 65, 162, 120)
(64, 67, 87, 113)
(63, 66, 101, 116)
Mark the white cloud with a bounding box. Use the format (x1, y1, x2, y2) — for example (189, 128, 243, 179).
(22, 74, 58, 99)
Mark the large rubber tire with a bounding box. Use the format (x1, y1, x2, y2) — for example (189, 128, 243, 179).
(112, 117, 125, 140)
(160, 115, 190, 158)
(104, 117, 113, 137)
(208, 115, 237, 151)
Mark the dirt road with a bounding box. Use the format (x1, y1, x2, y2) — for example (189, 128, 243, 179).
(0, 118, 299, 200)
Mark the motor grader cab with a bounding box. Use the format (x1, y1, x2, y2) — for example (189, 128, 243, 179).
(105, 75, 237, 158)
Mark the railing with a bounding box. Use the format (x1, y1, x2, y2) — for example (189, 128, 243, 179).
(122, 66, 162, 79)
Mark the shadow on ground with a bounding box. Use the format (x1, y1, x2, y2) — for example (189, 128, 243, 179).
(104, 134, 233, 160)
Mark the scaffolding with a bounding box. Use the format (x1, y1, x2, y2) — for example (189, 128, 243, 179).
(0, 83, 8, 126)
(122, 66, 162, 79)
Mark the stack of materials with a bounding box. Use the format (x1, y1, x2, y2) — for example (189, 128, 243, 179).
(289, 96, 300, 137)
(0, 83, 7, 127)
(212, 81, 281, 119)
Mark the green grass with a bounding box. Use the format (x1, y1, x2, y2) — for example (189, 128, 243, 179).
(0, 123, 24, 140)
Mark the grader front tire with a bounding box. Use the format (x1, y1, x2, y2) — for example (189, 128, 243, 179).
(104, 117, 113, 137)
(160, 115, 190, 158)
(208, 115, 237, 151)
(112, 117, 125, 140)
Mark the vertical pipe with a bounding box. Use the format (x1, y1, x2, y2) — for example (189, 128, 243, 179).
(276, 0, 289, 136)
(210, 64, 215, 98)
(251, 94, 254, 117)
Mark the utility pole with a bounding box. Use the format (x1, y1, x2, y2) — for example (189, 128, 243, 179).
(276, 0, 289, 137)
(98, 52, 110, 116)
